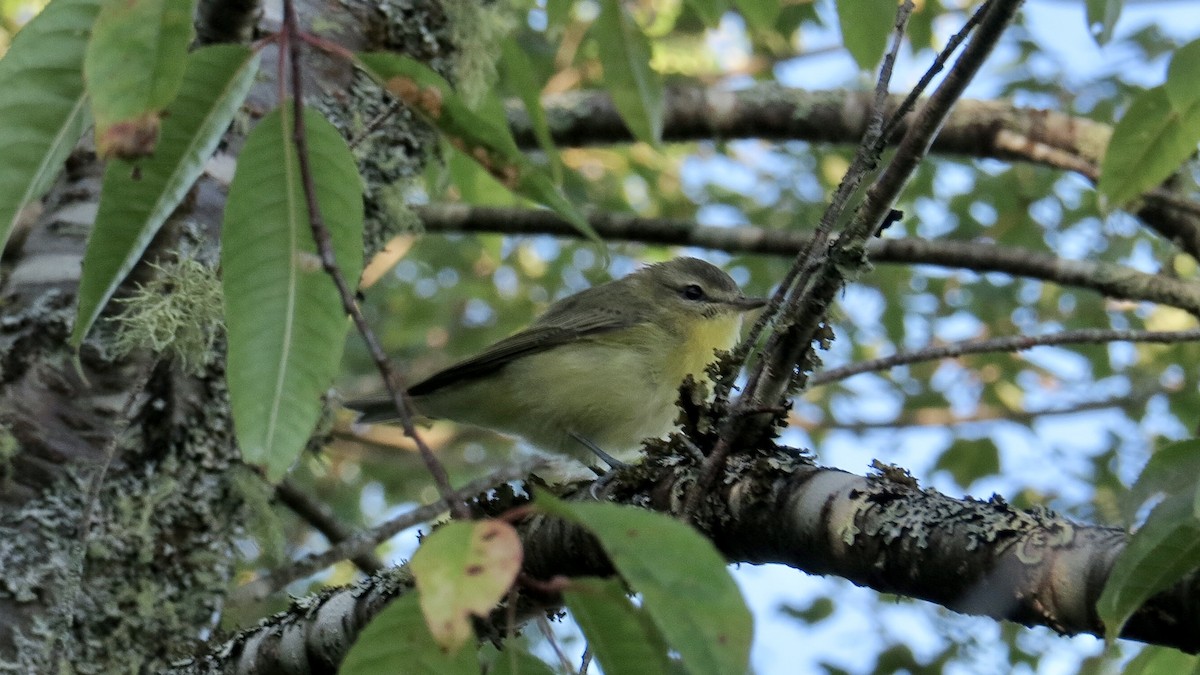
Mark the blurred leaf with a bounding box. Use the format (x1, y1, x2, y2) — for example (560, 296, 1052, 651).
(536, 493, 752, 675)
(0, 0, 98, 254)
(780, 596, 835, 623)
(356, 52, 597, 242)
(685, 0, 726, 27)
(1098, 85, 1200, 209)
(594, 0, 664, 145)
(1165, 38, 1200, 113)
(83, 0, 196, 158)
(934, 438, 1001, 488)
(72, 45, 260, 347)
(735, 0, 779, 32)
(223, 105, 364, 481)
(564, 577, 674, 675)
(837, 0, 896, 72)
(1085, 0, 1122, 46)
(339, 593, 476, 675)
(486, 648, 559, 675)
(1122, 646, 1199, 675)
(1098, 493, 1200, 640)
(499, 40, 562, 180)
(1121, 439, 1200, 525)
(410, 520, 522, 652)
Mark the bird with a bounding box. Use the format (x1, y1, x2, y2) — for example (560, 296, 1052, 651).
(349, 257, 766, 463)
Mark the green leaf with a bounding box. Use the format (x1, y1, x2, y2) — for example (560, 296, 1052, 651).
(1121, 439, 1200, 525)
(1165, 38, 1200, 113)
(837, 0, 896, 72)
(0, 0, 100, 255)
(409, 520, 523, 652)
(1098, 493, 1200, 640)
(486, 649, 559, 675)
(735, 0, 779, 32)
(355, 52, 597, 242)
(1098, 85, 1200, 209)
(1085, 0, 1122, 46)
(83, 0, 197, 158)
(222, 105, 364, 481)
(72, 45, 260, 348)
(564, 577, 675, 675)
(933, 438, 1001, 488)
(536, 494, 752, 675)
(685, 0, 727, 27)
(1122, 646, 1199, 675)
(499, 40, 562, 181)
(594, 0, 664, 145)
(339, 593, 477, 675)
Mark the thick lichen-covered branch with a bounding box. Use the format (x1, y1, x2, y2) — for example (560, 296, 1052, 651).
(171, 443, 1200, 672)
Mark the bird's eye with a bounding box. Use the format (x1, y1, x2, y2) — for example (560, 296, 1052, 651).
(681, 284, 705, 300)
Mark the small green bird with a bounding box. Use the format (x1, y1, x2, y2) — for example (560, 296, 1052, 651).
(351, 257, 765, 461)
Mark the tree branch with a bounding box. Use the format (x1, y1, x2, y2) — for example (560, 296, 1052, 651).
(171, 445, 1200, 673)
(509, 87, 1200, 259)
(412, 204, 1200, 317)
(810, 328, 1200, 386)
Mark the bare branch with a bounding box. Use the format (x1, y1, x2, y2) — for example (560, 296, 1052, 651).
(274, 478, 385, 576)
(811, 328, 1200, 386)
(511, 89, 1200, 259)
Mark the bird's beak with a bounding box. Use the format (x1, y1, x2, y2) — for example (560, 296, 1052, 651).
(733, 296, 768, 311)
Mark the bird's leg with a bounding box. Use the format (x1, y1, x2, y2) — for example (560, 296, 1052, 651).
(568, 431, 629, 470)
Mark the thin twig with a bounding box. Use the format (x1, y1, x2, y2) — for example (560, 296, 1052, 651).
(878, 0, 987, 146)
(686, 0, 918, 517)
(800, 392, 1151, 432)
(275, 477, 384, 574)
(233, 463, 538, 602)
(279, 0, 466, 518)
(810, 328, 1200, 386)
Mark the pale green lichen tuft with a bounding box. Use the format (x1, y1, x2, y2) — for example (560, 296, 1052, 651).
(443, 0, 515, 107)
(108, 258, 223, 375)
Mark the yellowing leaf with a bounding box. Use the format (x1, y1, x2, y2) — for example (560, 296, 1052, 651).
(410, 520, 523, 652)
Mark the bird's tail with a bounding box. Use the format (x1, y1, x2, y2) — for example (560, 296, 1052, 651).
(344, 396, 400, 424)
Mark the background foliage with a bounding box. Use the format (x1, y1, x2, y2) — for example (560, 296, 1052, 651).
(3, 0, 1200, 672)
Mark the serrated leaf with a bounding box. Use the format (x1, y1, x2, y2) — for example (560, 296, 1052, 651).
(355, 52, 597, 242)
(536, 494, 752, 675)
(735, 0, 779, 32)
(339, 593, 477, 675)
(84, 0, 197, 158)
(1098, 494, 1200, 640)
(0, 0, 100, 255)
(72, 45, 260, 348)
(1085, 0, 1122, 46)
(594, 0, 664, 145)
(1121, 439, 1200, 525)
(409, 520, 522, 652)
(1165, 38, 1200, 113)
(1098, 85, 1200, 209)
(837, 0, 896, 72)
(685, 0, 727, 27)
(564, 577, 675, 675)
(223, 105, 364, 481)
(499, 40, 562, 181)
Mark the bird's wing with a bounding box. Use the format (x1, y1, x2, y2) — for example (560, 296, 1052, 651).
(407, 303, 635, 396)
